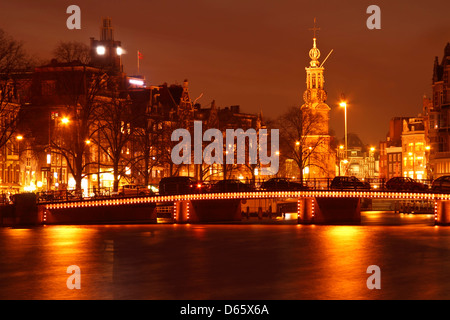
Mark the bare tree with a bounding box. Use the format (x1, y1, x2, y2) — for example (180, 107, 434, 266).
(277, 106, 331, 182)
(52, 41, 91, 64)
(50, 66, 109, 191)
(94, 88, 135, 192)
(130, 115, 166, 186)
(0, 29, 31, 151)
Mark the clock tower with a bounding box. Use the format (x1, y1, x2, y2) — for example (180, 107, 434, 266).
(301, 19, 334, 178)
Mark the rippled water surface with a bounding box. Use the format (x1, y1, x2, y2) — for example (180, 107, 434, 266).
(0, 211, 449, 300)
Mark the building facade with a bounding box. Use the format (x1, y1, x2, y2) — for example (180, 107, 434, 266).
(386, 146, 402, 179)
(425, 43, 450, 179)
(401, 117, 428, 180)
(379, 117, 409, 180)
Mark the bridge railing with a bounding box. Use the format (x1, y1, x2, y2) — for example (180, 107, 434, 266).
(34, 177, 437, 204)
(36, 185, 156, 204)
(36, 187, 114, 203)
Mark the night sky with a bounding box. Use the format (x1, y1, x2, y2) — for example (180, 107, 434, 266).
(2, 0, 450, 145)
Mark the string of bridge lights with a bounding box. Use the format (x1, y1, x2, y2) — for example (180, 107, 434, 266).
(43, 190, 450, 211)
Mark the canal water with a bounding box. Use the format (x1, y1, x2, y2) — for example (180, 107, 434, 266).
(0, 211, 449, 300)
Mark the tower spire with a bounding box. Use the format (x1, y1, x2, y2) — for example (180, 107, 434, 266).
(100, 17, 114, 41)
(308, 18, 321, 67)
(308, 17, 320, 39)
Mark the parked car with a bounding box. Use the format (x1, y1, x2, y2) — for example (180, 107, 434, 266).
(385, 177, 428, 192)
(260, 178, 307, 191)
(159, 177, 204, 195)
(330, 176, 371, 190)
(117, 185, 154, 197)
(431, 175, 450, 193)
(37, 191, 55, 202)
(63, 189, 83, 200)
(209, 179, 254, 193)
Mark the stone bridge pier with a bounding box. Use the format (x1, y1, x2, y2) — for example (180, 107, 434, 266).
(435, 200, 450, 225)
(174, 199, 242, 223)
(297, 197, 361, 225)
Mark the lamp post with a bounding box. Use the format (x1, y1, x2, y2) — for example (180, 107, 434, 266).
(16, 135, 23, 188)
(60, 117, 70, 186)
(338, 145, 344, 175)
(425, 145, 431, 180)
(308, 146, 312, 181)
(343, 159, 349, 176)
(295, 141, 300, 179)
(340, 101, 348, 162)
(369, 147, 375, 179)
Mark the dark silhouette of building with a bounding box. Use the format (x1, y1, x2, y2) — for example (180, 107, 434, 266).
(90, 17, 123, 73)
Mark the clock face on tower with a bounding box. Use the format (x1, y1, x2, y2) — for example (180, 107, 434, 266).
(316, 89, 327, 102)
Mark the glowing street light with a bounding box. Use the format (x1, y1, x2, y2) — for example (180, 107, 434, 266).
(116, 47, 123, 55)
(340, 100, 348, 161)
(16, 135, 23, 141)
(61, 117, 70, 125)
(96, 46, 106, 55)
(338, 145, 345, 175)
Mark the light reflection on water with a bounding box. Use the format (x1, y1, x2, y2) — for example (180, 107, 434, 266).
(1, 211, 450, 300)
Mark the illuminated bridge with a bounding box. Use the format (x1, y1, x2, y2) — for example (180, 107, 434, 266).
(28, 189, 450, 226)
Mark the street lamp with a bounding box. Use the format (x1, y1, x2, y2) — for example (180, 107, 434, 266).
(308, 146, 312, 181)
(16, 135, 23, 157)
(16, 135, 23, 188)
(369, 147, 375, 178)
(338, 145, 344, 175)
(58, 116, 70, 186)
(340, 100, 348, 162)
(425, 145, 431, 179)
